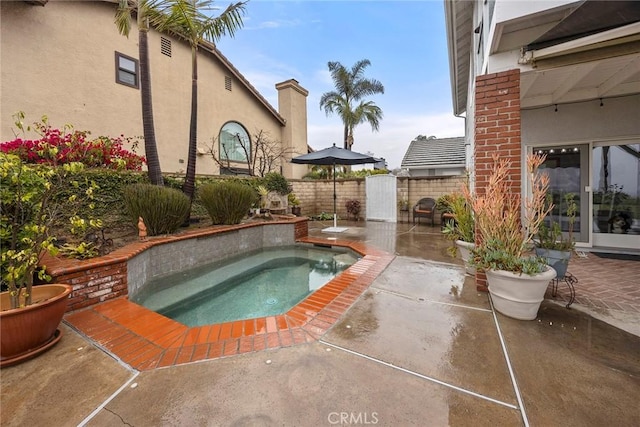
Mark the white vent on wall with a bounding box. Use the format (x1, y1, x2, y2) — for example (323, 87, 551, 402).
(225, 76, 232, 91)
(160, 37, 172, 57)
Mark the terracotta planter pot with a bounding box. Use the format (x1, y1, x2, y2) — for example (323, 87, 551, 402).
(291, 206, 302, 216)
(455, 240, 476, 275)
(486, 267, 556, 320)
(1, 284, 72, 367)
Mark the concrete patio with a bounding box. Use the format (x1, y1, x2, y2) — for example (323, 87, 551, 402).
(1, 221, 639, 426)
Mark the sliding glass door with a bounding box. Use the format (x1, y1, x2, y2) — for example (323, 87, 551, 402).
(592, 141, 640, 249)
(534, 145, 589, 243)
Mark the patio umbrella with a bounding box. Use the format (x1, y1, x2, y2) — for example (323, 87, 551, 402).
(291, 143, 378, 232)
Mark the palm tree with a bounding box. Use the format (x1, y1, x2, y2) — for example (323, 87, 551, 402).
(115, 0, 164, 186)
(150, 0, 246, 201)
(319, 59, 384, 150)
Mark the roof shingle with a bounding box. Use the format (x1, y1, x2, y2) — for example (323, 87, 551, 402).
(401, 136, 466, 169)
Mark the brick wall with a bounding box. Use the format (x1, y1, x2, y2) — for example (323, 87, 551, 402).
(474, 68, 522, 290)
(294, 218, 309, 239)
(58, 263, 128, 311)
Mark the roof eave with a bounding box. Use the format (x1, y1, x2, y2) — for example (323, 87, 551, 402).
(445, 0, 472, 116)
(444, 0, 460, 115)
(200, 40, 286, 126)
(402, 163, 466, 170)
(115, 0, 287, 127)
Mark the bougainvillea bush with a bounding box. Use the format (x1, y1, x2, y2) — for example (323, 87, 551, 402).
(0, 114, 145, 170)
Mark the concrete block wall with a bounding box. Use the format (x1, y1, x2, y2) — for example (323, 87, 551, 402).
(291, 179, 367, 220)
(398, 176, 467, 220)
(291, 175, 466, 222)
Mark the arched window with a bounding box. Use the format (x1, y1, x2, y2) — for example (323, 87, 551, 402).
(219, 121, 250, 163)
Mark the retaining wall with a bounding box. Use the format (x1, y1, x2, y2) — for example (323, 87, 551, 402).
(290, 175, 466, 222)
(43, 218, 309, 311)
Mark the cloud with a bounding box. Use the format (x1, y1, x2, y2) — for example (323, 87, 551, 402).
(307, 112, 465, 170)
(243, 69, 287, 92)
(246, 19, 303, 30)
(313, 68, 332, 87)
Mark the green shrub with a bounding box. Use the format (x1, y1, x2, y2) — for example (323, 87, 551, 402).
(199, 181, 256, 225)
(260, 172, 291, 195)
(49, 169, 147, 230)
(122, 184, 190, 235)
(164, 174, 254, 218)
(1, 154, 58, 301)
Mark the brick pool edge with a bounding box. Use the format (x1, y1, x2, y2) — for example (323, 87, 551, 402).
(44, 217, 309, 312)
(63, 236, 394, 370)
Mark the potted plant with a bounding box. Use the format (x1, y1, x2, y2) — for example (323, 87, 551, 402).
(1, 154, 73, 366)
(257, 185, 269, 213)
(466, 153, 556, 320)
(441, 190, 475, 275)
(288, 192, 302, 216)
(397, 196, 409, 212)
(535, 193, 577, 278)
(345, 199, 361, 221)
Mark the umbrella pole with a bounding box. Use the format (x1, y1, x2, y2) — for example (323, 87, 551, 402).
(333, 163, 337, 228)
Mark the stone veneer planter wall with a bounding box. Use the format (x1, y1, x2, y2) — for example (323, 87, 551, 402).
(43, 218, 309, 312)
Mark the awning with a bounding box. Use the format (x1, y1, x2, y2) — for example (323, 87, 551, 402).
(525, 0, 640, 52)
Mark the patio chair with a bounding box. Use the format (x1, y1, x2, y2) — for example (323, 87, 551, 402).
(413, 197, 436, 225)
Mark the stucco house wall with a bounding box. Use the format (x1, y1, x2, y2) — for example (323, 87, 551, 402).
(522, 95, 640, 145)
(0, 0, 309, 178)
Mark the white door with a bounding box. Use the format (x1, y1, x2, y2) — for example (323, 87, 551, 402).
(366, 175, 397, 222)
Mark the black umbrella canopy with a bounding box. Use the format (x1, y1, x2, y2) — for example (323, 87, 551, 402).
(290, 144, 379, 231)
(291, 143, 378, 166)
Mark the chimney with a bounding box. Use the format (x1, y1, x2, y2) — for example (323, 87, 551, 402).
(276, 79, 309, 179)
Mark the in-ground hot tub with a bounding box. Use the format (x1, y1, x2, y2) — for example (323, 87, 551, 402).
(63, 220, 396, 369)
(131, 245, 360, 326)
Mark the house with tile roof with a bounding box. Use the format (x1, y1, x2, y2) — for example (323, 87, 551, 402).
(400, 135, 467, 177)
(0, 0, 309, 179)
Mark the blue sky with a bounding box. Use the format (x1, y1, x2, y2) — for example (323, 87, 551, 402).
(215, 0, 465, 169)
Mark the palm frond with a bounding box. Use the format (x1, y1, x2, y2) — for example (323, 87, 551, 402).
(149, 0, 246, 45)
(114, 0, 134, 37)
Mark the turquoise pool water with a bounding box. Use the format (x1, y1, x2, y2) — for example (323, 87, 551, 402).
(132, 245, 359, 326)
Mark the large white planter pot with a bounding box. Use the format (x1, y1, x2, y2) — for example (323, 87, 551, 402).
(486, 266, 557, 320)
(455, 240, 476, 275)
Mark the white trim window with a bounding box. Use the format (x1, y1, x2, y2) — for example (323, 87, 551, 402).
(115, 52, 139, 89)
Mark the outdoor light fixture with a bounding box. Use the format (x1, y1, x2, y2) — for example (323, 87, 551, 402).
(600, 98, 604, 107)
(554, 104, 558, 112)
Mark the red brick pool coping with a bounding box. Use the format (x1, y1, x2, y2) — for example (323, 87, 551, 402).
(64, 236, 395, 370)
